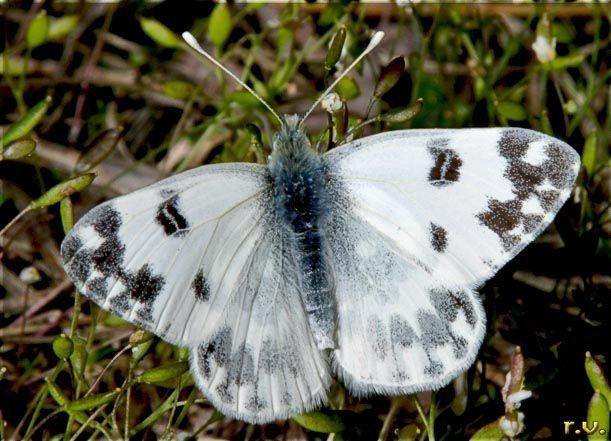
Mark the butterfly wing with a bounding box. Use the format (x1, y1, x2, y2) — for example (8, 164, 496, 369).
(323, 128, 579, 394)
(61, 163, 330, 422)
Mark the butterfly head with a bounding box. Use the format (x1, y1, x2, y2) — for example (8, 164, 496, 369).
(272, 114, 312, 155)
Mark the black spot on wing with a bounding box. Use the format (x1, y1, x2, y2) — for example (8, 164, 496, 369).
(227, 344, 255, 386)
(417, 311, 449, 377)
(156, 194, 189, 236)
(430, 289, 477, 328)
(428, 140, 462, 186)
(477, 130, 577, 251)
(85, 277, 108, 302)
(92, 205, 122, 238)
(124, 264, 165, 306)
(390, 314, 416, 348)
(67, 249, 93, 284)
(429, 223, 448, 253)
(61, 234, 82, 262)
(197, 326, 233, 379)
(92, 236, 125, 276)
(192, 269, 210, 302)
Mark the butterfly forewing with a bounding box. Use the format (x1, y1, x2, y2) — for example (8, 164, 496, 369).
(323, 128, 579, 394)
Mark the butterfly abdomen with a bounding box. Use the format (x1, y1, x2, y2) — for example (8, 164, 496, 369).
(268, 122, 336, 349)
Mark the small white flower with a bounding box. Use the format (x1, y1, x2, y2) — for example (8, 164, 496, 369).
(500, 412, 525, 437)
(532, 35, 557, 63)
(19, 266, 41, 284)
(507, 390, 532, 407)
(321, 92, 342, 113)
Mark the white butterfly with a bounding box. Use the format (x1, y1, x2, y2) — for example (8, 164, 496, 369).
(60, 31, 580, 424)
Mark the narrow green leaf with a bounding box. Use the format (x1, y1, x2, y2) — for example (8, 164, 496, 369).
(140, 17, 182, 49)
(292, 410, 345, 434)
(586, 352, 611, 409)
(130, 388, 179, 436)
(137, 361, 188, 384)
(27, 173, 95, 210)
(27, 10, 49, 49)
(374, 56, 405, 97)
(582, 133, 598, 175)
(2, 96, 52, 147)
(208, 4, 232, 48)
(548, 53, 585, 71)
(60, 197, 74, 234)
(382, 99, 424, 123)
(325, 26, 346, 71)
(497, 101, 527, 121)
(587, 392, 609, 441)
(66, 390, 119, 412)
(48, 15, 79, 41)
(46, 378, 70, 407)
(335, 77, 360, 100)
(70, 336, 88, 377)
(1, 138, 36, 160)
(131, 338, 154, 365)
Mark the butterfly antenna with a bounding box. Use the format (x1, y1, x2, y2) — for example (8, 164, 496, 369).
(300, 31, 385, 126)
(182, 32, 284, 126)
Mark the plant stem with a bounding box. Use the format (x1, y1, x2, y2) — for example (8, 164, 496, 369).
(378, 397, 402, 441)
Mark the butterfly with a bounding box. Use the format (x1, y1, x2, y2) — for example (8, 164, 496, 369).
(60, 31, 580, 424)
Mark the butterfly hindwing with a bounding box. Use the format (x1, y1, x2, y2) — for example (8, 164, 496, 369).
(190, 229, 331, 423)
(323, 128, 579, 394)
(61, 163, 331, 423)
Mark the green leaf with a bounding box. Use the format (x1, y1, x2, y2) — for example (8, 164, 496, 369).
(1, 138, 36, 160)
(137, 361, 189, 384)
(70, 336, 88, 377)
(586, 352, 611, 409)
(27, 173, 95, 211)
(292, 410, 345, 434)
(60, 197, 73, 234)
(140, 17, 182, 49)
(382, 99, 424, 123)
(547, 53, 585, 71)
(497, 101, 527, 121)
(587, 392, 610, 441)
(48, 15, 79, 41)
(581, 133, 598, 175)
(374, 56, 405, 97)
(27, 10, 49, 49)
(335, 77, 360, 100)
(325, 26, 346, 71)
(2, 96, 52, 148)
(208, 4, 232, 48)
(66, 390, 119, 412)
(470, 419, 505, 441)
